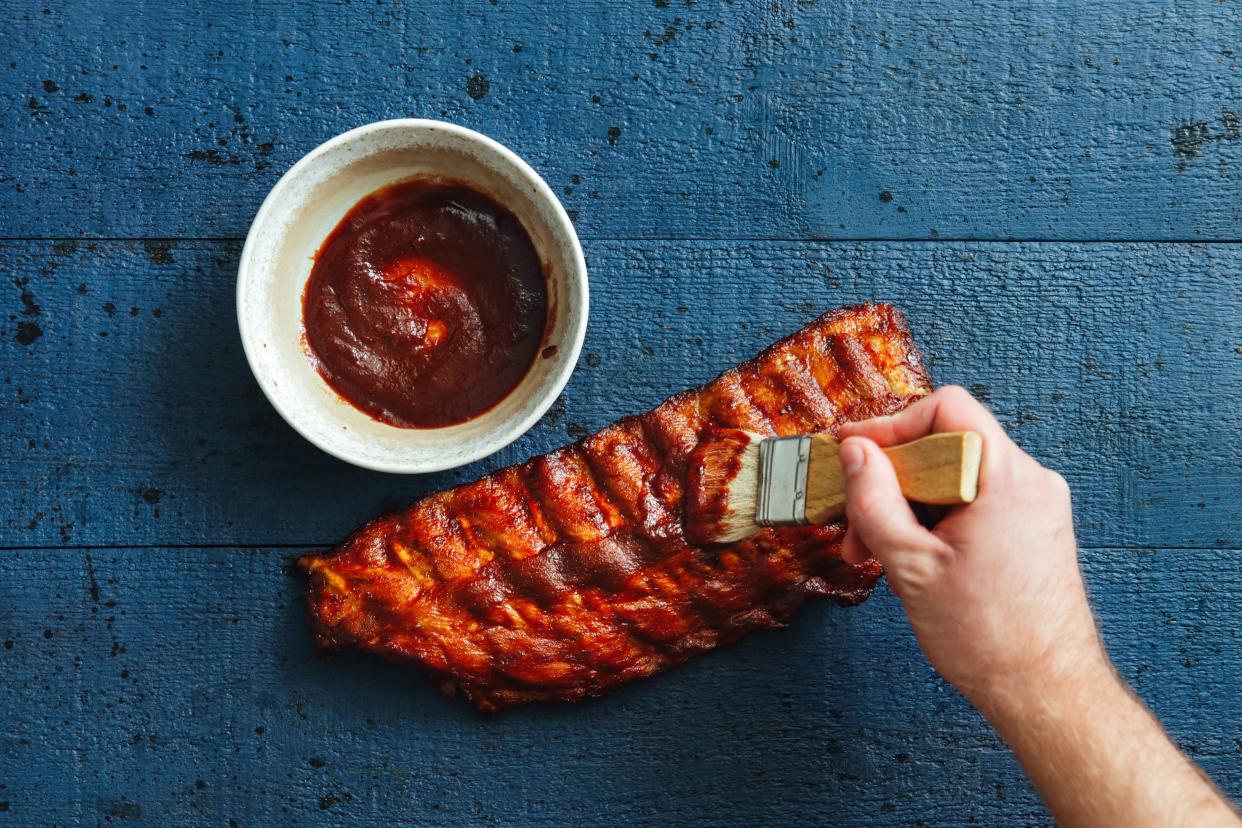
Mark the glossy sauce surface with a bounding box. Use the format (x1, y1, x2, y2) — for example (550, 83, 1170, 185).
(303, 180, 548, 427)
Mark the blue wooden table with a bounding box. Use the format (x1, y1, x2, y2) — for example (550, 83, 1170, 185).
(2, 2, 1239, 825)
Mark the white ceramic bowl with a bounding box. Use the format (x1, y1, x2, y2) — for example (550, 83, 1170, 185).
(237, 120, 588, 473)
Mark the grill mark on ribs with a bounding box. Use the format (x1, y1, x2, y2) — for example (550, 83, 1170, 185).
(705, 370, 775, 435)
(524, 447, 618, 543)
(579, 418, 673, 540)
(302, 304, 931, 711)
(766, 349, 839, 431)
(449, 469, 549, 562)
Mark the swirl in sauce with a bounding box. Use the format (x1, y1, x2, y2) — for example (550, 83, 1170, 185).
(303, 180, 549, 428)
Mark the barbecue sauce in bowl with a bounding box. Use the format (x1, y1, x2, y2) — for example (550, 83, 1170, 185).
(302, 180, 548, 428)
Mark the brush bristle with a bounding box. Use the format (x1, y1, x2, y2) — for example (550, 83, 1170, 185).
(684, 428, 764, 545)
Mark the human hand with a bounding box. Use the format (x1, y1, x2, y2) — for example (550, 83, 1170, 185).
(837, 386, 1110, 715)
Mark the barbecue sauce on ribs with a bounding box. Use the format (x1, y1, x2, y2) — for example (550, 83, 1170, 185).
(302, 304, 931, 710)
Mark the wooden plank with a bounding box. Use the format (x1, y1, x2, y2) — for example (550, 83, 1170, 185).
(3, 1, 1241, 241)
(3, 240, 1238, 549)
(0, 546, 1235, 826)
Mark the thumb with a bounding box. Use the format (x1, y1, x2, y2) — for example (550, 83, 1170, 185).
(839, 437, 942, 569)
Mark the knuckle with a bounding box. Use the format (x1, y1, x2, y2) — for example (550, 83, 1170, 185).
(938, 384, 972, 404)
(999, 445, 1041, 478)
(1043, 469, 1072, 500)
(892, 552, 940, 592)
(935, 384, 994, 426)
(926, 538, 956, 566)
(940, 385, 981, 414)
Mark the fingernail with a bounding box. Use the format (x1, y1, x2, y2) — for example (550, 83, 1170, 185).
(838, 440, 865, 476)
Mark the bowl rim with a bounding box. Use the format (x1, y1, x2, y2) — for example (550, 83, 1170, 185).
(236, 118, 589, 474)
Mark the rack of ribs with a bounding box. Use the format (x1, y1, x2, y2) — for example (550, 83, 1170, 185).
(301, 303, 932, 711)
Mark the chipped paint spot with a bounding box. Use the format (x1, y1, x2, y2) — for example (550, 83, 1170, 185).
(142, 241, 174, 266)
(15, 321, 42, 345)
(1172, 109, 1240, 170)
(466, 73, 489, 100)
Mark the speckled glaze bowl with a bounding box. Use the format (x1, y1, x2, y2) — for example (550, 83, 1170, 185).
(237, 119, 588, 473)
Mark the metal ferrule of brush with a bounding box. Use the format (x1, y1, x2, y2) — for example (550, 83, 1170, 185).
(755, 435, 812, 527)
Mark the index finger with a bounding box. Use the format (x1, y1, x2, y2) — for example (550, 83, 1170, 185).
(838, 385, 1010, 448)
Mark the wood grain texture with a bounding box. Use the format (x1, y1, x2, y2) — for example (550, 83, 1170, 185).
(0, 546, 1236, 826)
(2, 1, 1241, 240)
(3, 240, 1237, 549)
(806, 434, 850, 524)
(803, 432, 983, 527)
(877, 431, 981, 507)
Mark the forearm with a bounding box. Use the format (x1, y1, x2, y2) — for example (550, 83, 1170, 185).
(980, 659, 1239, 828)
(837, 392, 1239, 825)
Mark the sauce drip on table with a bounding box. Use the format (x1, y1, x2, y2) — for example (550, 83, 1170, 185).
(303, 180, 548, 428)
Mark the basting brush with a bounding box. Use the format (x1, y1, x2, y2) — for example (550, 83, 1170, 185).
(684, 427, 982, 545)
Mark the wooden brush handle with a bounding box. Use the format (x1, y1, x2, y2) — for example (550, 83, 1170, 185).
(805, 431, 982, 525)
